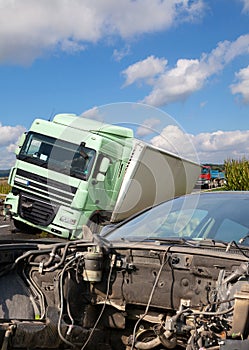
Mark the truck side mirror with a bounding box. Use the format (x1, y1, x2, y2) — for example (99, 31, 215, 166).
(99, 157, 110, 173)
(96, 157, 110, 182)
(15, 132, 27, 155)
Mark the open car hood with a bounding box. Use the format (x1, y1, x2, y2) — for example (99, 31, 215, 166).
(0, 234, 249, 350)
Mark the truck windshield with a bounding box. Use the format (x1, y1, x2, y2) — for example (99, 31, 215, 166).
(18, 132, 96, 180)
(201, 168, 209, 174)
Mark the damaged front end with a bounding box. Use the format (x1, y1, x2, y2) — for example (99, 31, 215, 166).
(1, 234, 249, 350)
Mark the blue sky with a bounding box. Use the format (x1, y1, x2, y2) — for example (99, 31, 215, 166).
(1, 0, 249, 168)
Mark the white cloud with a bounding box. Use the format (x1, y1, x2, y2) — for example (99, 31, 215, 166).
(151, 125, 198, 162)
(122, 56, 167, 87)
(221, 35, 249, 63)
(230, 65, 249, 104)
(122, 34, 249, 106)
(195, 129, 249, 162)
(240, 0, 249, 13)
(144, 58, 206, 105)
(113, 45, 131, 62)
(103, 0, 205, 38)
(150, 125, 249, 163)
(0, 147, 16, 169)
(81, 106, 104, 121)
(0, 0, 205, 64)
(136, 118, 161, 137)
(0, 124, 26, 169)
(0, 124, 26, 147)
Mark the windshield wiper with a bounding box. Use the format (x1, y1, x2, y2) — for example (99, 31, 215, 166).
(17, 155, 32, 161)
(19, 155, 48, 167)
(193, 238, 229, 248)
(238, 234, 249, 245)
(111, 236, 200, 246)
(142, 236, 197, 246)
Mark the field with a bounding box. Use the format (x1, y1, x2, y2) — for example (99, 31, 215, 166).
(224, 158, 249, 191)
(0, 178, 10, 198)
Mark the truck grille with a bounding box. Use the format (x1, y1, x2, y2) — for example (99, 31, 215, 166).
(13, 169, 78, 226)
(19, 192, 57, 226)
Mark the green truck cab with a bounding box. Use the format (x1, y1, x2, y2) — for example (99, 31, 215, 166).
(5, 113, 200, 239)
(5, 114, 133, 239)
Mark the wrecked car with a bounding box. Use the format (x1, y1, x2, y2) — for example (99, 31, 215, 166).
(1, 191, 249, 349)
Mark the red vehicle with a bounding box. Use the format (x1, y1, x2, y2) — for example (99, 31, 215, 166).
(196, 165, 225, 189)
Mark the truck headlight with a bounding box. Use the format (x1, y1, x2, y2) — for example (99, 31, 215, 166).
(60, 216, 77, 226)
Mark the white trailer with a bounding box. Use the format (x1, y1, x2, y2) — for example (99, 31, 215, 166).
(111, 140, 201, 223)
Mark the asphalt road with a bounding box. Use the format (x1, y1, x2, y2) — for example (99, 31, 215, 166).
(0, 214, 17, 237)
(0, 214, 43, 240)
(0, 213, 11, 229)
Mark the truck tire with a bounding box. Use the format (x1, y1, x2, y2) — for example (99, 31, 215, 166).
(13, 219, 41, 234)
(209, 180, 215, 189)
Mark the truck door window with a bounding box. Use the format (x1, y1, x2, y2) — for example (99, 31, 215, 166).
(70, 148, 96, 180)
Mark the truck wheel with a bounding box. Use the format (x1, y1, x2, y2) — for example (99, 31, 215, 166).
(209, 181, 214, 189)
(13, 219, 41, 234)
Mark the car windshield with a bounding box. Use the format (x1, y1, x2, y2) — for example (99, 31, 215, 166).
(104, 192, 249, 245)
(18, 132, 96, 180)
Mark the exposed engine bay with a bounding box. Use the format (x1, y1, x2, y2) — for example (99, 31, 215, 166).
(1, 235, 249, 350)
